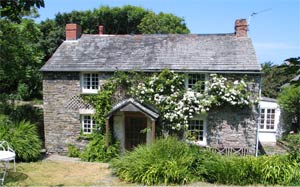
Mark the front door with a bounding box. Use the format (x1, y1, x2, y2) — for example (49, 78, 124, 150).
(125, 115, 147, 150)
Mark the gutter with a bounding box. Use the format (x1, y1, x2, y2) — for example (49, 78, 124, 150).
(255, 74, 262, 157)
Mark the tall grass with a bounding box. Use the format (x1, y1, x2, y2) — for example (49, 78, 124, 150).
(110, 137, 197, 185)
(111, 137, 300, 186)
(0, 119, 42, 162)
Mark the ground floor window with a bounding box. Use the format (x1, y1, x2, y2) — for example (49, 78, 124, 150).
(260, 108, 276, 130)
(81, 115, 97, 134)
(187, 117, 207, 146)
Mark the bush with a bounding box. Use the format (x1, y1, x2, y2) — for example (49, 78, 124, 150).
(80, 133, 119, 162)
(285, 134, 300, 161)
(198, 153, 300, 186)
(0, 119, 42, 162)
(110, 137, 196, 185)
(67, 144, 81, 158)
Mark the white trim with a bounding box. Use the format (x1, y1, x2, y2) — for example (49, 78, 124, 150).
(79, 108, 95, 114)
(258, 107, 280, 132)
(80, 72, 100, 94)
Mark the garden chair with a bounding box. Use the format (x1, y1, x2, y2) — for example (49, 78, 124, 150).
(0, 141, 16, 185)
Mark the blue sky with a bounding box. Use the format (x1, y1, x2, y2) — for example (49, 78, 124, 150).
(36, 0, 300, 65)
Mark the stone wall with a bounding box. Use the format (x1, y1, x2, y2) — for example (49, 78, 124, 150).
(43, 71, 261, 154)
(43, 72, 83, 153)
(206, 74, 261, 154)
(207, 105, 258, 154)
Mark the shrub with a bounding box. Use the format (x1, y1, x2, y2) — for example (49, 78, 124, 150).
(285, 134, 300, 161)
(198, 153, 300, 186)
(67, 144, 81, 158)
(110, 137, 196, 185)
(80, 133, 119, 162)
(0, 119, 42, 162)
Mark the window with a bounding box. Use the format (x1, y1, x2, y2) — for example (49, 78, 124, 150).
(81, 115, 97, 134)
(81, 73, 99, 93)
(187, 118, 207, 145)
(260, 108, 276, 130)
(187, 74, 205, 92)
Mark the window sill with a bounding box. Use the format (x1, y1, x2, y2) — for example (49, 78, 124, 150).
(81, 89, 99, 94)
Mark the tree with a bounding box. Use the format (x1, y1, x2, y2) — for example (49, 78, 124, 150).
(138, 12, 190, 34)
(278, 85, 300, 133)
(0, 19, 44, 99)
(261, 60, 300, 98)
(39, 5, 190, 61)
(0, 0, 44, 23)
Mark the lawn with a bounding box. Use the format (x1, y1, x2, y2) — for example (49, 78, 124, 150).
(3, 159, 284, 187)
(4, 160, 124, 186)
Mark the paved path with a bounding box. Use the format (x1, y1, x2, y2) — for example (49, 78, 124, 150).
(260, 142, 287, 155)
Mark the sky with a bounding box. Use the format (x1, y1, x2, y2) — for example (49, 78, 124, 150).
(36, 0, 300, 65)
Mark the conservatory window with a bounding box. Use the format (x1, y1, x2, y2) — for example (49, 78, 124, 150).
(260, 108, 276, 130)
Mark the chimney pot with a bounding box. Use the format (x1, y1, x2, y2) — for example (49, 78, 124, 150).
(66, 24, 82, 40)
(235, 19, 248, 37)
(99, 25, 104, 35)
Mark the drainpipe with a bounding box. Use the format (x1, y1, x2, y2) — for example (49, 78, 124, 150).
(255, 75, 262, 157)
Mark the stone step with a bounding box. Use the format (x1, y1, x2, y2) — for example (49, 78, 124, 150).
(260, 142, 287, 155)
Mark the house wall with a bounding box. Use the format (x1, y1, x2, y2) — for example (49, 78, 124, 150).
(43, 72, 83, 153)
(43, 72, 110, 153)
(207, 105, 258, 154)
(206, 74, 260, 154)
(43, 72, 260, 154)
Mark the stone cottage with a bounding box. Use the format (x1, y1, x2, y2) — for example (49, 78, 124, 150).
(41, 19, 262, 154)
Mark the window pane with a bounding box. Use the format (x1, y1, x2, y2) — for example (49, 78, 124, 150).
(188, 119, 204, 141)
(188, 74, 205, 92)
(83, 73, 99, 90)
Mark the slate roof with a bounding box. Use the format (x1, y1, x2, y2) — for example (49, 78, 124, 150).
(105, 98, 160, 120)
(41, 34, 261, 72)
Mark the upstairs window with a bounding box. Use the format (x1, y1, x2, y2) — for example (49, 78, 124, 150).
(81, 73, 99, 93)
(187, 74, 206, 92)
(81, 115, 97, 134)
(260, 108, 276, 130)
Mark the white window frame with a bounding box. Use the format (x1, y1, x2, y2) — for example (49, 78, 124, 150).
(185, 73, 208, 92)
(80, 72, 100, 94)
(259, 108, 278, 132)
(81, 114, 97, 134)
(186, 115, 207, 146)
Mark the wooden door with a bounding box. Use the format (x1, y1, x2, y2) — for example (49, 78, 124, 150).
(125, 116, 147, 150)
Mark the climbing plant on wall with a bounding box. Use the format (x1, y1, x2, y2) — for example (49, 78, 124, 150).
(84, 69, 255, 134)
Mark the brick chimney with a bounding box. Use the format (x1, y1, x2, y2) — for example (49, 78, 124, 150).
(66, 24, 82, 40)
(235, 19, 248, 37)
(99, 25, 104, 35)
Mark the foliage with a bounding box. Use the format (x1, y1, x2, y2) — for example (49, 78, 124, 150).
(111, 137, 300, 186)
(278, 85, 300, 132)
(131, 70, 254, 133)
(0, 0, 44, 23)
(0, 19, 44, 99)
(110, 137, 196, 185)
(67, 144, 81, 158)
(80, 133, 119, 162)
(261, 60, 299, 98)
(138, 12, 189, 34)
(39, 5, 190, 61)
(201, 154, 300, 186)
(285, 134, 300, 161)
(0, 119, 42, 162)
